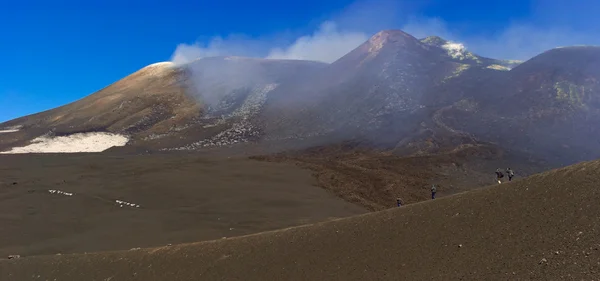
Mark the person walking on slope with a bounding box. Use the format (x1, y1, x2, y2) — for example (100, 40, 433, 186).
(495, 168, 504, 184)
(506, 168, 515, 182)
(431, 184, 437, 199)
(396, 197, 403, 207)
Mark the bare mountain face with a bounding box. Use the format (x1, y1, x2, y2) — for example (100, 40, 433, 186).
(258, 31, 521, 153)
(0, 58, 326, 152)
(0, 62, 201, 151)
(440, 46, 600, 164)
(169, 57, 327, 150)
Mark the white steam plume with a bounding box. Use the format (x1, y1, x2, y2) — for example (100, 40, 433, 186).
(170, 36, 268, 66)
(266, 21, 368, 63)
(170, 22, 370, 65)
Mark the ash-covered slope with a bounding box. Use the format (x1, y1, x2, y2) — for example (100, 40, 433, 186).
(259, 30, 514, 153)
(167, 57, 327, 150)
(441, 46, 600, 165)
(4, 157, 600, 280)
(0, 62, 196, 152)
(0, 58, 326, 153)
(261, 31, 456, 140)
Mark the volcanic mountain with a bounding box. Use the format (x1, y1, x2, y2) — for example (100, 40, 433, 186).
(259, 31, 519, 148)
(1, 30, 599, 167)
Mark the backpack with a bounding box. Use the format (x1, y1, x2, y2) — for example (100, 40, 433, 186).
(496, 171, 504, 178)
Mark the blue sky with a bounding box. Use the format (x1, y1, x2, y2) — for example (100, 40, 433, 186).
(1, 0, 599, 122)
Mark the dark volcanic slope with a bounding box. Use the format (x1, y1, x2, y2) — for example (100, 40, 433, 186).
(259, 30, 520, 145)
(3, 158, 600, 280)
(0, 153, 365, 257)
(253, 141, 549, 211)
(261, 30, 460, 142)
(443, 46, 600, 165)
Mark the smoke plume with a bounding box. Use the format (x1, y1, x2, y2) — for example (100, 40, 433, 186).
(266, 22, 368, 63)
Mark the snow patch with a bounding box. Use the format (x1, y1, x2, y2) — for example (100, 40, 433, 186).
(443, 64, 471, 82)
(486, 64, 511, 71)
(48, 189, 74, 196)
(0, 125, 22, 133)
(0, 132, 129, 154)
(116, 199, 140, 208)
(442, 42, 469, 59)
(147, 61, 174, 68)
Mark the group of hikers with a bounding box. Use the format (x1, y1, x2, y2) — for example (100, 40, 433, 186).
(495, 168, 515, 184)
(396, 168, 516, 207)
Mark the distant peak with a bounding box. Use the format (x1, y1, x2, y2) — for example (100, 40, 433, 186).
(365, 30, 419, 53)
(224, 56, 250, 61)
(375, 29, 411, 36)
(550, 45, 600, 52)
(371, 30, 415, 42)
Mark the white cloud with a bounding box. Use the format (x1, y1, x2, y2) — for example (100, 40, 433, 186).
(170, 42, 217, 66)
(170, 35, 268, 66)
(170, 22, 369, 65)
(266, 22, 368, 63)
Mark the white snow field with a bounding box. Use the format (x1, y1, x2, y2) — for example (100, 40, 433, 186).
(0, 132, 129, 154)
(0, 125, 22, 133)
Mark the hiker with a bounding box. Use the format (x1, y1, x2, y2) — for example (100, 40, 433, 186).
(431, 184, 437, 199)
(495, 168, 504, 184)
(506, 168, 515, 181)
(396, 197, 403, 207)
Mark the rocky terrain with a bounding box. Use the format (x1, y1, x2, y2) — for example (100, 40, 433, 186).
(3, 157, 600, 280)
(435, 46, 600, 165)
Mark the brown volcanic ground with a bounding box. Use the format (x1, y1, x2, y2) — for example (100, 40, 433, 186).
(3, 157, 600, 280)
(0, 152, 365, 258)
(0, 140, 548, 259)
